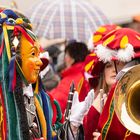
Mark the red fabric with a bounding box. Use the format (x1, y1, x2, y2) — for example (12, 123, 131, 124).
(47, 92, 64, 125)
(97, 84, 140, 140)
(50, 62, 90, 114)
(0, 39, 4, 57)
(93, 24, 120, 47)
(0, 85, 7, 140)
(83, 83, 140, 140)
(14, 26, 34, 45)
(83, 106, 100, 140)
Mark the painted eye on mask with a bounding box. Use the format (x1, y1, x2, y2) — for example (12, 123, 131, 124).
(31, 52, 35, 56)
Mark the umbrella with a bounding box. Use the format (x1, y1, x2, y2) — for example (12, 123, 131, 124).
(26, 0, 110, 43)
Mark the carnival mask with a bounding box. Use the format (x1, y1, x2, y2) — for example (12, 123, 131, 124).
(20, 35, 43, 84)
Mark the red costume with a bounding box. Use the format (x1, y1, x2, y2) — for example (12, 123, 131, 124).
(84, 27, 140, 140)
(84, 106, 100, 140)
(50, 62, 90, 114)
(84, 84, 140, 140)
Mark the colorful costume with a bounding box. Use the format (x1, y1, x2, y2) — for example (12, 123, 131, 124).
(0, 9, 64, 140)
(84, 28, 140, 139)
(0, 9, 88, 140)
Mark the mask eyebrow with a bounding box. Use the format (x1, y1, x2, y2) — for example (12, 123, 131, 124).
(33, 42, 40, 53)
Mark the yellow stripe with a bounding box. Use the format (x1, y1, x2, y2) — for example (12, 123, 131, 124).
(0, 105, 3, 140)
(34, 96, 47, 139)
(103, 35, 115, 46)
(85, 60, 94, 72)
(15, 59, 26, 77)
(3, 25, 11, 61)
(77, 77, 84, 94)
(0, 105, 3, 124)
(34, 80, 39, 94)
(6, 25, 14, 30)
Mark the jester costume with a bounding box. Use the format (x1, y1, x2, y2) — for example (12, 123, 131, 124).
(0, 9, 64, 140)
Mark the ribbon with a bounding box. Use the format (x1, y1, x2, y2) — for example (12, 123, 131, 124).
(8, 56, 16, 92)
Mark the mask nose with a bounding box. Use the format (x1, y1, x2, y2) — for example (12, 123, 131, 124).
(36, 58, 43, 67)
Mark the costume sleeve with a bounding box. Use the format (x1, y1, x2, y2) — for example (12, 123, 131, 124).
(83, 106, 100, 140)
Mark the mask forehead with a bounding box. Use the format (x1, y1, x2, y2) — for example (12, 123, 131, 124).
(20, 34, 40, 56)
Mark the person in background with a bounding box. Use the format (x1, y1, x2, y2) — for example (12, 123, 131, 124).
(38, 37, 66, 91)
(40, 45, 61, 91)
(50, 40, 90, 114)
(84, 28, 140, 140)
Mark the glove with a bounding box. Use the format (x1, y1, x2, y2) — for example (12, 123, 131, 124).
(69, 89, 94, 127)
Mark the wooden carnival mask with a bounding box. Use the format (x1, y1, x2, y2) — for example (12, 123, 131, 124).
(20, 35, 43, 84)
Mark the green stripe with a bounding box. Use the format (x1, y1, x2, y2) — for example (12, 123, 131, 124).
(102, 99, 114, 140)
(1, 47, 21, 140)
(35, 94, 43, 106)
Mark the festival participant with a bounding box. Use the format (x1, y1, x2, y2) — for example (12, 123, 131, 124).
(83, 24, 121, 139)
(84, 28, 140, 140)
(50, 40, 90, 114)
(0, 9, 94, 140)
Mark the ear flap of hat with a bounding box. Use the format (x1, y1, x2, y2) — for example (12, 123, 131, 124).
(84, 52, 105, 88)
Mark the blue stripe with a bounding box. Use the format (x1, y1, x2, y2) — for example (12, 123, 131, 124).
(40, 90, 52, 140)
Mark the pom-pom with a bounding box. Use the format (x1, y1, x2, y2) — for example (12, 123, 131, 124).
(95, 44, 116, 63)
(117, 44, 134, 62)
(15, 18, 23, 24)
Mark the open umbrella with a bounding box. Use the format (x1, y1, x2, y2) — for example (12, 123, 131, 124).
(26, 0, 110, 42)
